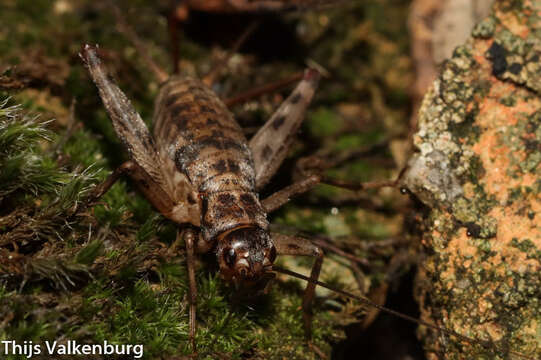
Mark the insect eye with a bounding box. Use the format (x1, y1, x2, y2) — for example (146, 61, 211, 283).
(225, 248, 236, 267)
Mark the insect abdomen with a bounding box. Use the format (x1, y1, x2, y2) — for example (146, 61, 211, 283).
(153, 76, 268, 240)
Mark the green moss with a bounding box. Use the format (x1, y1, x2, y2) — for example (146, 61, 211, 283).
(510, 238, 535, 253)
(305, 107, 344, 138)
(467, 155, 487, 183)
(499, 95, 517, 107)
(472, 16, 497, 39)
(522, 151, 541, 173)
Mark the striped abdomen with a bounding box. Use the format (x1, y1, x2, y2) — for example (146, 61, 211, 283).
(152, 76, 268, 241)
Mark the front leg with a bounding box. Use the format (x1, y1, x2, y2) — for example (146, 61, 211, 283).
(182, 227, 199, 354)
(272, 233, 323, 342)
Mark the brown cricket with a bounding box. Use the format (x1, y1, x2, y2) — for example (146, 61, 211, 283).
(79, 42, 333, 353)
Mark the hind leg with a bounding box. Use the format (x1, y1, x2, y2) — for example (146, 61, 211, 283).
(80, 45, 182, 217)
(249, 68, 321, 190)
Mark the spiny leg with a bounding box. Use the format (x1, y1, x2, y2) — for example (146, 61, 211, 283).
(272, 233, 324, 350)
(80, 45, 164, 177)
(80, 45, 180, 216)
(182, 227, 199, 353)
(249, 68, 321, 190)
(315, 155, 409, 192)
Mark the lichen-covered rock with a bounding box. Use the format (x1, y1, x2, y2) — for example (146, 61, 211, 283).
(403, 1, 541, 359)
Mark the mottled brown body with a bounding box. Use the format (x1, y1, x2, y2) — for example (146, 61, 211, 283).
(153, 76, 268, 242)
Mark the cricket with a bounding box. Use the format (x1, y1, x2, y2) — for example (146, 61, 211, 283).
(1, 1, 538, 359)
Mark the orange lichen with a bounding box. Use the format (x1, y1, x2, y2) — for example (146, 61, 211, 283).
(495, 6, 532, 38)
(472, 80, 540, 203)
(491, 204, 541, 249)
(438, 228, 478, 283)
(473, 40, 491, 67)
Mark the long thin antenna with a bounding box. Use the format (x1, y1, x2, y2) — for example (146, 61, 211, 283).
(272, 266, 535, 360)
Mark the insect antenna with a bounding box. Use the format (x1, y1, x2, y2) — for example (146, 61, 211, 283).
(271, 266, 536, 360)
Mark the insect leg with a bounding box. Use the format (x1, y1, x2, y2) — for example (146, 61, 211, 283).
(87, 161, 136, 203)
(167, 0, 187, 75)
(80, 45, 174, 195)
(261, 175, 320, 213)
(272, 233, 323, 343)
(261, 168, 405, 213)
(249, 69, 321, 190)
(182, 227, 199, 353)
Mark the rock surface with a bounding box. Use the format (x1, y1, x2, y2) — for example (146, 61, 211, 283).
(403, 0, 541, 358)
